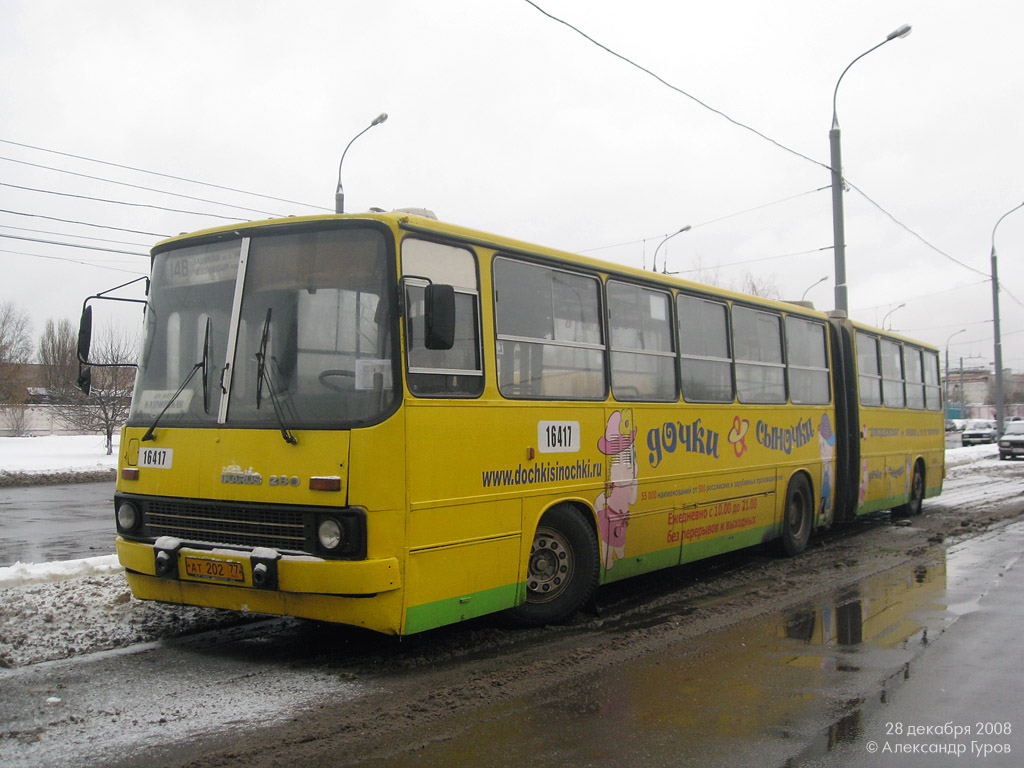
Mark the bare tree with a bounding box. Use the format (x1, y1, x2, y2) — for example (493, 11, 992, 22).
(0, 301, 33, 403)
(1, 403, 29, 436)
(735, 270, 781, 300)
(38, 317, 78, 402)
(54, 323, 137, 454)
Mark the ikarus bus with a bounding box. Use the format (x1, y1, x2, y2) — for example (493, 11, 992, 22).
(78, 210, 945, 635)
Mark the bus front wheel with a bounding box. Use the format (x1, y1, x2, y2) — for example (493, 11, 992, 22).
(779, 475, 813, 556)
(505, 505, 599, 626)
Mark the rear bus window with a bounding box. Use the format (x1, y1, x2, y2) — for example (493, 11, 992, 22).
(856, 332, 882, 407)
(786, 316, 830, 405)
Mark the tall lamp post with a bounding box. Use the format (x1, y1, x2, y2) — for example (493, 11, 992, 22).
(830, 24, 912, 314)
(335, 113, 388, 214)
(653, 225, 691, 273)
(991, 201, 1024, 435)
(882, 302, 905, 330)
(944, 328, 966, 414)
(801, 276, 828, 303)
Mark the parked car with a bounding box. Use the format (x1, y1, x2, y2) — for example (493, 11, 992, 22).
(999, 422, 1024, 460)
(961, 420, 997, 446)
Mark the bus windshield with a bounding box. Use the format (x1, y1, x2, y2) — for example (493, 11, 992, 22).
(130, 226, 395, 430)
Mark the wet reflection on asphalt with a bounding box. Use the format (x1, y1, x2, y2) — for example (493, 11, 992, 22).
(364, 522, 1024, 768)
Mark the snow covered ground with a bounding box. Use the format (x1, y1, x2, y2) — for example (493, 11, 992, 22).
(0, 437, 1009, 668)
(0, 434, 118, 477)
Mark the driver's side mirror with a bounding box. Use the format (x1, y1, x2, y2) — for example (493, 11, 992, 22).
(77, 305, 93, 364)
(424, 284, 456, 351)
(76, 305, 93, 395)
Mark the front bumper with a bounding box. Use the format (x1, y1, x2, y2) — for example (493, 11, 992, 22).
(116, 537, 403, 632)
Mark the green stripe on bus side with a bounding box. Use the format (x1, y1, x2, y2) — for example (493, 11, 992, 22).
(679, 524, 776, 564)
(856, 496, 903, 515)
(404, 583, 520, 635)
(601, 523, 777, 584)
(600, 545, 680, 584)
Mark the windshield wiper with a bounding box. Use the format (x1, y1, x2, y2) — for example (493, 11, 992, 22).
(142, 317, 211, 442)
(255, 308, 297, 445)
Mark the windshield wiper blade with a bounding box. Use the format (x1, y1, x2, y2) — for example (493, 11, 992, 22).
(142, 317, 211, 442)
(254, 308, 297, 445)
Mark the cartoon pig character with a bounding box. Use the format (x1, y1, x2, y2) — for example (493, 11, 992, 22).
(595, 410, 638, 570)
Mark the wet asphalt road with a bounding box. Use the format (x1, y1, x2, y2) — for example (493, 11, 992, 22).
(0, 482, 116, 566)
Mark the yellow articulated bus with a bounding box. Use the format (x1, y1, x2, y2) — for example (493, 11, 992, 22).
(79, 211, 944, 635)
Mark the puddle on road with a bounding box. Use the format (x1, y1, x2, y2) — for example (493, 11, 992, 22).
(360, 522, 1024, 768)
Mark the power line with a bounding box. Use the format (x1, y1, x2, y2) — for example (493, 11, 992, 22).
(0, 232, 148, 257)
(522, 0, 828, 172)
(578, 186, 829, 254)
(675, 246, 831, 275)
(523, 1, 995, 285)
(0, 137, 331, 212)
(0, 207, 168, 238)
(0, 154, 284, 218)
(0, 181, 248, 222)
(0, 247, 147, 275)
(845, 181, 990, 278)
(0, 223, 153, 249)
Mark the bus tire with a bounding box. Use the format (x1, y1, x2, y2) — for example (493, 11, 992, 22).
(778, 474, 813, 557)
(894, 461, 925, 517)
(505, 505, 599, 626)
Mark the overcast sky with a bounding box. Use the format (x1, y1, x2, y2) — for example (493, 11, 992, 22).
(2, 0, 1022, 376)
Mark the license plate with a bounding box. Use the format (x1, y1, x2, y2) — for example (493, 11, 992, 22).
(184, 556, 245, 583)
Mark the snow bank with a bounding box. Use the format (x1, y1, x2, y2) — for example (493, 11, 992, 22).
(0, 434, 118, 474)
(0, 555, 122, 589)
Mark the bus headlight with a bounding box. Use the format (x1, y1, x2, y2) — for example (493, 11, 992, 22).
(317, 518, 345, 551)
(116, 502, 140, 532)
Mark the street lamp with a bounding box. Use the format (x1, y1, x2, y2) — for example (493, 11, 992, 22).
(944, 328, 966, 412)
(801, 276, 829, 302)
(882, 302, 905, 330)
(830, 24, 912, 314)
(991, 201, 1024, 435)
(335, 112, 388, 214)
(652, 225, 692, 273)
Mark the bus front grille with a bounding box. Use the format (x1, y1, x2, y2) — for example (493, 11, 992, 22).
(145, 499, 308, 551)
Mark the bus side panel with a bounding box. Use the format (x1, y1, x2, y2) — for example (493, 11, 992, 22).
(402, 403, 606, 631)
(853, 406, 944, 515)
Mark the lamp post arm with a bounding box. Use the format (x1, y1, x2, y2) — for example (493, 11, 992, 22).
(335, 113, 388, 214)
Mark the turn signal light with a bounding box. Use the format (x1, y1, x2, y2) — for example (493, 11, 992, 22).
(121, 468, 140, 481)
(309, 476, 342, 492)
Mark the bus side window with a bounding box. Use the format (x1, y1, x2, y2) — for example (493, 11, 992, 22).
(856, 332, 882, 406)
(401, 239, 483, 398)
(493, 257, 605, 400)
(732, 305, 785, 404)
(608, 281, 676, 402)
(785, 316, 831, 405)
(904, 346, 925, 410)
(923, 350, 942, 410)
(677, 294, 732, 403)
(880, 339, 905, 408)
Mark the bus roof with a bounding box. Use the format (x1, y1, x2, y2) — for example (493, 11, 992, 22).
(153, 211, 929, 342)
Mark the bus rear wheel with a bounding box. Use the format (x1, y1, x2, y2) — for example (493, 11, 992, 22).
(894, 461, 925, 517)
(505, 505, 599, 626)
(778, 475, 813, 556)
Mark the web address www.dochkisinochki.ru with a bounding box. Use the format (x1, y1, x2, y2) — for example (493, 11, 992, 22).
(482, 459, 604, 488)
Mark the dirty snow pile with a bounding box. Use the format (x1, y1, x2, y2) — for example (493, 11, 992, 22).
(0, 435, 247, 668)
